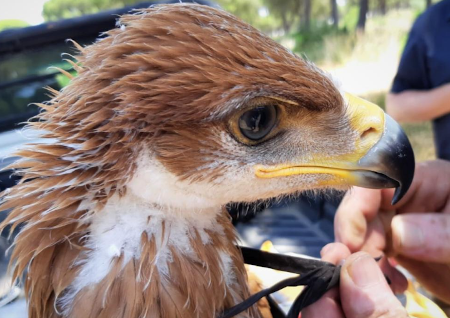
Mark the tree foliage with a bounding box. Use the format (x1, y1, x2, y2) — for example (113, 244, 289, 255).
(261, 0, 301, 33)
(0, 19, 29, 32)
(43, 0, 139, 21)
(40, 0, 443, 34)
(215, 0, 281, 32)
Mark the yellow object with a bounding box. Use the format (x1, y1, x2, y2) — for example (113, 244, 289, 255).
(260, 240, 276, 253)
(406, 281, 448, 318)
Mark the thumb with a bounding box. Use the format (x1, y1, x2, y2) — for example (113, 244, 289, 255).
(392, 214, 450, 262)
(340, 252, 408, 318)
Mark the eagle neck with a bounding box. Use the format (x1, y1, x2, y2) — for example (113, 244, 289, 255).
(60, 193, 259, 318)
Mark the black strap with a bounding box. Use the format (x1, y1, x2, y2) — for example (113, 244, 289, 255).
(218, 246, 341, 318)
(239, 246, 336, 274)
(266, 295, 286, 318)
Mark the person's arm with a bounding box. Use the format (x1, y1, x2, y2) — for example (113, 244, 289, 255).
(387, 83, 450, 123)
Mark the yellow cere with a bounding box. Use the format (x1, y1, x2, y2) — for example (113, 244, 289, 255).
(343, 92, 385, 159)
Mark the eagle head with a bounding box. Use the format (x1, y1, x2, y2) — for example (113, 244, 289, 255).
(71, 4, 411, 210)
(6, 4, 414, 214)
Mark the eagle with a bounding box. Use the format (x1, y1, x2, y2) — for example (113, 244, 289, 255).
(0, 4, 414, 318)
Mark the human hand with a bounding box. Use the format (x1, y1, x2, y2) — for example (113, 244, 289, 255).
(334, 159, 450, 303)
(302, 243, 408, 318)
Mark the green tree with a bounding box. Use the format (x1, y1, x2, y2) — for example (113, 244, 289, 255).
(357, 0, 369, 31)
(43, 0, 139, 21)
(378, 0, 387, 14)
(217, 0, 262, 25)
(43, 0, 280, 33)
(262, 0, 301, 33)
(0, 19, 29, 32)
(216, 0, 281, 32)
(330, 0, 339, 26)
(302, 0, 311, 30)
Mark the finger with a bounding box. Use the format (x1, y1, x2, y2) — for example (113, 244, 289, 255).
(302, 244, 350, 318)
(395, 160, 450, 214)
(325, 245, 408, 295)
(359, 215, 388, 256)
(377, 257, 408, 294)
(335, 188, 382, 251)
(377, 209, 396, 256)
(320, 243, 351, 264)
(392, 214, 450, 262)
(340, 252, 408, 318)
(302, 289, 345, 318)
(379, 188, 395, 210)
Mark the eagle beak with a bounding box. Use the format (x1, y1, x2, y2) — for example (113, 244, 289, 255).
(255, 93, 415, 205)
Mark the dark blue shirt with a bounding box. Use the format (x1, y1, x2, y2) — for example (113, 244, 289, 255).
(391, 0, 450, 160)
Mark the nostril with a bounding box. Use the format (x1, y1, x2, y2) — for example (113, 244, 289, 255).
(361, 127, 378, 140)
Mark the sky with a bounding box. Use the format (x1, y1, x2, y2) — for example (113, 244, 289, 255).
(0, 0, 49, 25)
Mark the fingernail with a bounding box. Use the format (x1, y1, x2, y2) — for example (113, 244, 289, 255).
(320, 244, 334, 257)
(348, 254, 383, 288)
(392, 217, 424, 249)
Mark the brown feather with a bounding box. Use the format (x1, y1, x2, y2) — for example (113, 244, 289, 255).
(65, 212, 258, 318)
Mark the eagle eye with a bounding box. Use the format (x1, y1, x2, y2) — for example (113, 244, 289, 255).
(238, 105, 277, 141)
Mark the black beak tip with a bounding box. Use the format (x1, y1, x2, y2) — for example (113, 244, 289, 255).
(392, 186, 406, 205)
(390, 134, 415, 205)
(357, 115, 415, 204)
